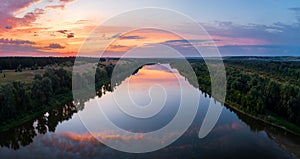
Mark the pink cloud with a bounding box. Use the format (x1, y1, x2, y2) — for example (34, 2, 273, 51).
(0, 0, 42, 30)
(0, 0, 75, 31)
(211, 35, 269, 47)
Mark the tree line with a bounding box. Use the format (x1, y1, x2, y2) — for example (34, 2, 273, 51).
(0, 57, 75, 70)
(0, 57, 110, 70)
(190, 60, 300, 127)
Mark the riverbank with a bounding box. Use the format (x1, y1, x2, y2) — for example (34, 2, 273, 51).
(223, 100, 300, 136)
(0, 93, 73, 132)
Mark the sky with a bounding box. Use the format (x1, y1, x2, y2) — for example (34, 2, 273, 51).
(0, 0, 300, 57)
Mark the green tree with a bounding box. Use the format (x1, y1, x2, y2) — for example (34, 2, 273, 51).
(41, 77, 53, 103)
(32, 77, 53, 105)
(12, 82, 31, 114)
(0, 84, 16, 118)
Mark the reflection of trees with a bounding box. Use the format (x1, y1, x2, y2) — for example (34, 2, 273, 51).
(0, 102, 76, 149)
(36, 116, 48, 134)
(229, 107, 266, 132)
(47, 102, 77, 132)
(0, 79, 118, 150)
(226, 105, 300, 158)
(0, 121, 36, 150)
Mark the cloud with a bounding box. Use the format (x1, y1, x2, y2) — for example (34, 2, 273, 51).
(75, 20, 90, 24)
(0, 39, 68, 56)
(160, 39, 209, 54)
(109, 45, 127, 49)
(45, 43, 65, 49)
(61, 132, 144, 142)
(0, 0, 74, 31)
(289, 7, 300, 22)
(33, 8, 45, 15)
(0, 38, 49, 56)
(111, 33, 121, 38)
(56, 30, 75, 38)
(57, 30, 68, 34)
(45, 4, 65, 10)
(0, 44, 38, 53)
(161, 39, 222, 54)
(5, 26, 12, 29)
(0, 38, 35, 45)
(110, 33, 144, 40)
(289, 7, 300, 12)
(218, 45, 300, 56)
(0, 41, 44, 56)
(165, 21, 300, 56)
(46, 0, 76, 10)
(203, 21, 300, 46)
(107, 44, 131, 50)
(164, 39, 212, 44)
(0, 0, 45, 31)
(0, 132, 143, 159)
(105, 20, 300, 57)
(0, 0, 40, 13)
(67, 33, 74, 38)
(119, 35, 144, 40)
(59, 0, 75, 2)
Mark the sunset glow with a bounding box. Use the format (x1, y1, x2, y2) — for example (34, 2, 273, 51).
(1, 0, 300, 57)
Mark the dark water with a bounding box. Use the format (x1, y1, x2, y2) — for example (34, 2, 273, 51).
(0, 64, 299, 159)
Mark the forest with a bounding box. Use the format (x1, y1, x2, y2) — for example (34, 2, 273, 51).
(190, 60, 300, 132)
(0, 57, 75, 70)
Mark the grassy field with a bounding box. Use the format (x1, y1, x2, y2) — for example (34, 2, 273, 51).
(0, 69, 45, 84)
(0, 61, 103, 84)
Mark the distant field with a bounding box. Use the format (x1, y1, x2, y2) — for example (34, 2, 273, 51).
(0, 61, 102, 84)
(0, 69, 45, 84)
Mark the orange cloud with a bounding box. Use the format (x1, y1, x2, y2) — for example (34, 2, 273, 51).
(0, 0, 82, 56)
(99, 28, 183, 56)
(45, 4, 65, 10)
(61, 132, 144, 142)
